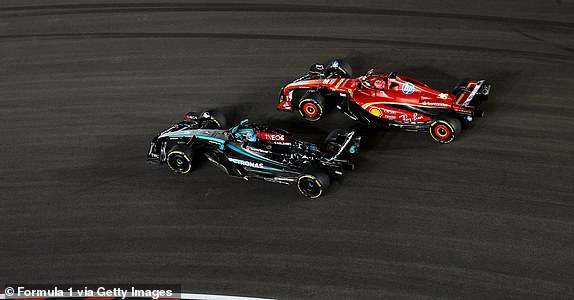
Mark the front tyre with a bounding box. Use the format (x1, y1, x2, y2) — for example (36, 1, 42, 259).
(298, 93, 326, 122)
(429, 115, 461, 144)
(166, 145, 196, 174)
(326, 59, 353, 78)
(297, 167, 330, 198)
(199, 109, 227, 129)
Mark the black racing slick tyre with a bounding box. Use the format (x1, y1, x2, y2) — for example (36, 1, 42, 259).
(297, 167, 331, 199)
(298, 92, 326, 122)
(199, 109, 227, 129)
(429, 115, 462, 144)
(166, 145, 196, 174)
(326, 59, 353, 78)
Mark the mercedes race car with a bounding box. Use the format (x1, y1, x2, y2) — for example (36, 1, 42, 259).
(277, 60, 491, 143)
(147, 110, 360, 198)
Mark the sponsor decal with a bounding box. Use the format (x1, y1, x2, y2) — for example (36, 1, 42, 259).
(421, 101, 450, 108)
(369, 107, 382, 117)
(402, 82, 415, 95)
(258, 132, 286, 141)
(399, 113, 424, 123)
(228, 157, 264, 169)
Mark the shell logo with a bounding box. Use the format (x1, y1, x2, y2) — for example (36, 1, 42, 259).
(369, 107, 382, 117)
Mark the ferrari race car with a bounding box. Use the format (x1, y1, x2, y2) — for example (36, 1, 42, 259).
(147, 110, 360, 198)
(277, 60, 491, 143)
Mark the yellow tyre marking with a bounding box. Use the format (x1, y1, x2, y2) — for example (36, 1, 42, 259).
(211, 118, 221, 128)
(167, 150, 192, 174)
(297, 175, 324, 198)
(298, 99, 323, 122)
(429, 121, 456, 143)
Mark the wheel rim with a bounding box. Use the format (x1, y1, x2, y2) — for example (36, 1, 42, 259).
(298, 176, 322, 198)
(302, 102, 319, 118)
(433, 124, 451, 140)
(167, 151, 192, 174)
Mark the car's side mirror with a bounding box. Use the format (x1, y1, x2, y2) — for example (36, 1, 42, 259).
(309, 64, 325, 73)
(389, 82, 399, 89)
(231, 119, 248, 135)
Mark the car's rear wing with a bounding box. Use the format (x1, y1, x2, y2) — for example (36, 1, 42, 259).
(323, 131, 360, 162)
(455, 80, 491, 108)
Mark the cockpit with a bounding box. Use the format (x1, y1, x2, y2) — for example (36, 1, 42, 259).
(234, 127, 257, 143)
(230, 119, 293, 153)
(358, 69, 388, 91)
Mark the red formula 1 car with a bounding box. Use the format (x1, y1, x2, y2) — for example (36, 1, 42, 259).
(277, 60, 491, 143)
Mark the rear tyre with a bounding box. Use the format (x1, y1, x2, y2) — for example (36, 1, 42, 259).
(298, 92, 326, 122)
(297, 167, 330, 199)
(199, 109, 227, 129)
(166, 145, 196, 174)
(429, 115, 462, 144)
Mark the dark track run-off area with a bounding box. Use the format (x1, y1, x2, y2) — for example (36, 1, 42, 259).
(1, 1, 573, 299)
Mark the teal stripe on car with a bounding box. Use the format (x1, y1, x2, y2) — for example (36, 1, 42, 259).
(168, 134, 226, 144)
(194, 135, 227, 144)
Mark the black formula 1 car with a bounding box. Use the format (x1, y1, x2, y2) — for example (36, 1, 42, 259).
(147, 110, 360, 198)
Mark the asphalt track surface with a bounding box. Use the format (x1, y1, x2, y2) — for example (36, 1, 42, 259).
(1, 1, 573, 299)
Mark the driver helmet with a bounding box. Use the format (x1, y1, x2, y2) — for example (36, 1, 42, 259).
(374, 79, 385, 89)
(236, 128, 257, 143)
